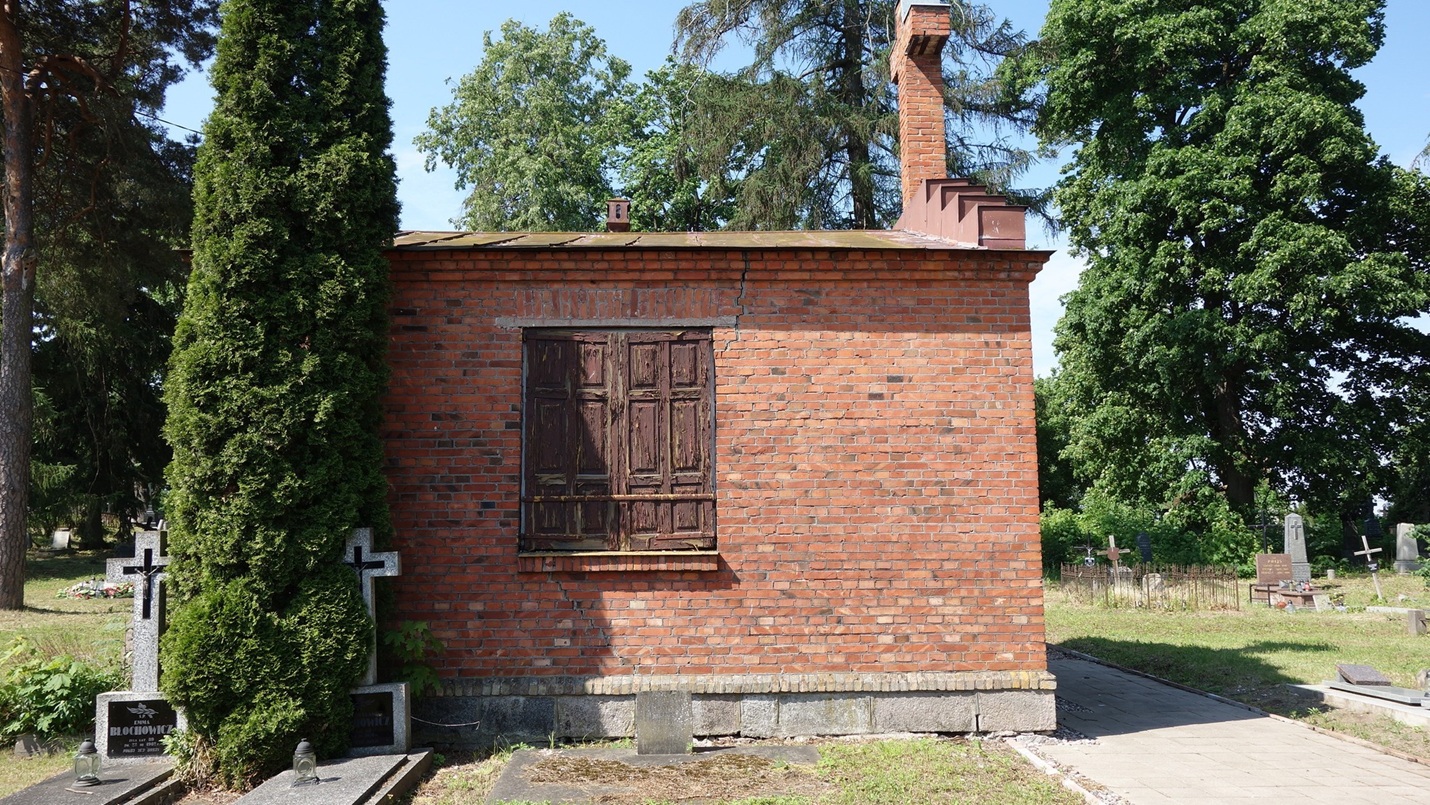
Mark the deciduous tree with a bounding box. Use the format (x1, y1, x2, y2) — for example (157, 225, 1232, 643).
(160, 0, 398, 785)
(1019, 0, 1430, 545)
(416, 14, 634, 232)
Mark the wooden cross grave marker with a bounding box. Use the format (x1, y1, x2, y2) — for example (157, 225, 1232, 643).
(344, 528, 401, 686)
(1105, 535, 1131, 570)
(1354, 532, 1385, 601)
(106, 530, 170, 693)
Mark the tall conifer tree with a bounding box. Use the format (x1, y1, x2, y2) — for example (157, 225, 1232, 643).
(160, 0, 398, 785)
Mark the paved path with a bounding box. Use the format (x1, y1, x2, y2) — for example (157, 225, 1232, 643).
(1029, 657, 1430, 804)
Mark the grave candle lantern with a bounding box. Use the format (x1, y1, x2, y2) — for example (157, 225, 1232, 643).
(291, 739, 319, 786)
(73, 738, 100, 787)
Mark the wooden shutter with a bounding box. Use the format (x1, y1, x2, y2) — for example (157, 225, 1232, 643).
(621, 331, 715, 550)
(522, 330, 714, 552)
(522, 333, 615, 551)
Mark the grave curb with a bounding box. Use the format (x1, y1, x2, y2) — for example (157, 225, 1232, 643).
(1053, 646, 1430, 769)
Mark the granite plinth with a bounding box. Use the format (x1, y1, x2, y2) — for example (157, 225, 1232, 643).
(347, 682, 410, 757)
(95, 691, 185, 762)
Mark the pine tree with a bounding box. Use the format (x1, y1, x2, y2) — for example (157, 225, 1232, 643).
(160, 0, 398, 786)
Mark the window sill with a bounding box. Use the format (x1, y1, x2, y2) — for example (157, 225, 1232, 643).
(517, 551, 720, 573)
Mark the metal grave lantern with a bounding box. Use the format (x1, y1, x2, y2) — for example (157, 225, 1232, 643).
(291, 738, 319, 787)
(73, 738, 101, 787)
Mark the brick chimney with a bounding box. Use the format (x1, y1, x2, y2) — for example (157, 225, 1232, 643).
(606, 198, 631, 232)
(892, 1, 1026, 248)
(892, 1, 951, 206)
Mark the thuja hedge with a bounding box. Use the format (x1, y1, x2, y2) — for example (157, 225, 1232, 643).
(161, 0, 398, 787)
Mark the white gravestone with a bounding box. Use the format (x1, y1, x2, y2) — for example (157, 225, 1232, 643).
(1395, 523, 1421, 574)
(95, 531, 186, 762)
(343, 528, 410, 756)
(1283, 513, 1311, 582)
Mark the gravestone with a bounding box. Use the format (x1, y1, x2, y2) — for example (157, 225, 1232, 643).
(1337, 663, 1392, 686)
(49, 529, 70, 552)
(1135, 531, 1152, 564)
(1410, 610, 1428, 637)
(94, 530, 185, 762)
(343, 528, 410, 757)
(635, 691, 693, 755)
(1255, 554, 1293, 585)
(1283, 513, 1310, 582)
(1395, 523, 1421, 575)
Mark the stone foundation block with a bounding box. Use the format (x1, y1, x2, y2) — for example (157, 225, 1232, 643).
(776, 694, 871, 736)
(977, 690, 1056, 732)
(873, 692, 976, 732)
(556, 695, 633, 738)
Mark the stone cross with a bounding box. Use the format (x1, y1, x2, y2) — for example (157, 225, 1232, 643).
(1395, 523, 1422, 574)
(344, 528, 400, 686)
(1283, 513, 1310, 582)
(106, 530, 170, 693)
(1105, 535, 1131, 570)
(1353, 532, 1384, 601)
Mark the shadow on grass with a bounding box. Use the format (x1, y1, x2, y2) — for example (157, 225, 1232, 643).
(1051, 638, 1333, 735)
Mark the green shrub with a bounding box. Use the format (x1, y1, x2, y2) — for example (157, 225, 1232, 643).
(380, 621, 445, 698)
(0, 638, 122, 741)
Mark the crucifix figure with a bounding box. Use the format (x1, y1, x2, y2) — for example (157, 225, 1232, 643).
(1105, 535, 1131, 570)
(344, 528, 401, 686)
(1078, 542, 1098, 568)
(106, 530, 170, 693)
(1354, 532, 1385, 601)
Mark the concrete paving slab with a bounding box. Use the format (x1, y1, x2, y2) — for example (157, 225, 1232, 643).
(1020, 657, 1430, 804)
(0, 759, 172, 805)
(486, 744, 820, 805)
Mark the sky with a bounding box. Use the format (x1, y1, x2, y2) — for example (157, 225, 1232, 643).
(159, 1, 1430, 377)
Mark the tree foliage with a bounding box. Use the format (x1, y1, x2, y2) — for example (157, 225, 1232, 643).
(1017, 0, 1430, 542)
(161, 0, 398, 786)
(0, 0, 217, 608)
(675, 0, 1032, 229)
(417, 13, 634, 232)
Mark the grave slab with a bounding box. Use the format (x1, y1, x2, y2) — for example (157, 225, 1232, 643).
(635, 690, 693, 755)
(236, 751, 431, 805)
(1296, 684, 1430, 729)
(1336, 663, 1393, 686)
(0, 759, 172, 805)
(1327, 679, 1429, 706)
(486, 745, 820, 805)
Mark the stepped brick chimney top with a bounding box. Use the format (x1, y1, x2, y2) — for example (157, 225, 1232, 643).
(892, 1, 1027, 249)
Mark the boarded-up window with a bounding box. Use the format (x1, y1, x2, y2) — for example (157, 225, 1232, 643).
(522, 330, 715, 552)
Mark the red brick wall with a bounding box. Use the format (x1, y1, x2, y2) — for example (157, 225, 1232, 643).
(383, 247, 1048, 679)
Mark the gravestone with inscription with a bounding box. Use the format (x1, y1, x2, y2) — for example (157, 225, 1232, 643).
(1255, 554, 1293, 585)
(1135, 532, 1152, 564)
(1395, 523, 1422, 575)
(344, 528, 411, 757)
(1283, 513, 1310, 582)
(94, 530, 186, 762)
(636, 691, 693, 755)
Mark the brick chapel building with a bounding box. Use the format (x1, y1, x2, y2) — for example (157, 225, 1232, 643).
(383, 0, 1054, 742)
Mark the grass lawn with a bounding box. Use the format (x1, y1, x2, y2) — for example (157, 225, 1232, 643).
(0, 551, 130, 798)
(403, 738, 1084, 805)
(1046, 570, 1430, 758)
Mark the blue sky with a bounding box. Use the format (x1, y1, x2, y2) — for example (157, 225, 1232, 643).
(160, 1, 1430, 376)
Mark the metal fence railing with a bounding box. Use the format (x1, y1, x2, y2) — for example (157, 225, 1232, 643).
(1057, 564, 1242, 611)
